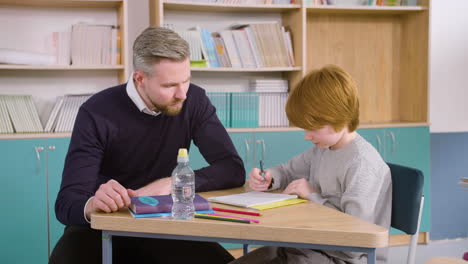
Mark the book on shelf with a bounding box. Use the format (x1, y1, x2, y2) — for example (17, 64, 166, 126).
(0, 95, 43, 133)
(70, 24, 119, 66)
(172, 23, 294, 69)
(208, 191, 306, 209)
(45, 94, 92, 133)
(129, 194, 211, 215)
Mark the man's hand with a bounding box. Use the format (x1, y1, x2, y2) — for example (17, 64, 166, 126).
(135, 177, 172, 197)
(86, 179, 136, 218)
(248, 168, 272, 191)
(282, 178, 315, 199)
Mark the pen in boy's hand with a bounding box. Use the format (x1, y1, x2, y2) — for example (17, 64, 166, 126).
(259, 160, 265, 183)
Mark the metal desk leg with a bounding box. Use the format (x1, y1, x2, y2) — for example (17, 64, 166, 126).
(102, 231, 112, 264)
(243, 244, 251, 256)
(367, 249, 376, 264)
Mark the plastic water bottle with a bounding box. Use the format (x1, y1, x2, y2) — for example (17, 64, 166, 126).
(171, 148, 195, 219)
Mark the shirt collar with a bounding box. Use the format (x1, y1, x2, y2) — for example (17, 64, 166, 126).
(126, 73, 161, 117)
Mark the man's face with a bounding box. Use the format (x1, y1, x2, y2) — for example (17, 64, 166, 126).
(134, 58, 191, 116)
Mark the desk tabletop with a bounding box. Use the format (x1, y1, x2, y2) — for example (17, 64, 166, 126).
(91, 187, 388, 248)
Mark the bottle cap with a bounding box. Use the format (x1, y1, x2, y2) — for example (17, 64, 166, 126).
(177, 148, 189, 162)
(178, 148, 188, 157)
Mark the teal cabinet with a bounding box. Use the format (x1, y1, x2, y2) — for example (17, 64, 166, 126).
(47, 138, 70, 253)
(1, 139, 49, 264)
(0, 137, 70, 264)
(190, 131, 309, 179)
(358, 126, 431, 233)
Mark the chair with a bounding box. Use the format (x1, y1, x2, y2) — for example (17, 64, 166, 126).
(388, 163, 425, 264)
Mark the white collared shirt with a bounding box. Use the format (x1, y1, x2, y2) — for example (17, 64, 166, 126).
(126, 73, 161, 117)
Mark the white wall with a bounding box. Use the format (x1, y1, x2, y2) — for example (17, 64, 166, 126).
(429, 0, 468, 133)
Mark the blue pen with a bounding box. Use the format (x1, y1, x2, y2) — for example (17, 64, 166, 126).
(259, 160, 265, 183)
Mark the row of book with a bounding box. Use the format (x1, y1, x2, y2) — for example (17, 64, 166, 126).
(207, 92, 289, 128)
(48, 24, 121, 66)
(0, 94, 91, 134)
(307, 0, 417, 5)
(173, 22, 294, 68)
(45, 95, 92, 132)
(0, 95, 43, 133)
(166, 0, 295, 4)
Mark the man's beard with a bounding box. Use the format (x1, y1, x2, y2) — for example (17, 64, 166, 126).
(153, 99, 185, 116)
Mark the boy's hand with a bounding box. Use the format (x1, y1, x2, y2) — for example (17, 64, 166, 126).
(249, 168, 272, 191)
(283, 178, 315, 199)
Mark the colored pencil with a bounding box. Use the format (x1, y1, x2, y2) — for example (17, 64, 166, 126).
(207, 213, 260, 223)
(212, 207, 261, 216)
(194, 214, 250, 224)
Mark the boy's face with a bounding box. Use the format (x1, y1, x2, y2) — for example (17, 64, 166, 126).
(304, 125, 345, 150)
(134, 58, 191, 116)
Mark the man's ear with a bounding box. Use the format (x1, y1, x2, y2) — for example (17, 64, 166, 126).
(133, 71, 145, 88)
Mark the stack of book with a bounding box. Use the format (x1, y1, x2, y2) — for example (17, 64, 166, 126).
(70, 24, 120, 66)
(173, 22, 294, 68)
(129, 194, 213, 218)
(208, 191, 307, 211)
(0, 95, 43, 133)
(45, 94, 92, 132)
(251, 79, 289, 127)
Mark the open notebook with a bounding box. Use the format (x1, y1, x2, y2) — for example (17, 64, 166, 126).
(208, 191, 301, 208)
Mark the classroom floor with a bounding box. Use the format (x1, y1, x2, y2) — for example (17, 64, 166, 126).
(228, 238, 468, 264)
(388, 238, 468, 264)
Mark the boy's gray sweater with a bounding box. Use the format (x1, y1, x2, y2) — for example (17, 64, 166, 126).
(269, 134, 392, 264)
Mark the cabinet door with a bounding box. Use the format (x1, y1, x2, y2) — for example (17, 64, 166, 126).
(188, 133, 253, 172)
(47, 137, 70, 254)
(357, 128, 386, 158)
(0, 139, 48, 264)
(254, 131, 310, 171)
(229, 132, 255, 175)
(384, 126, 431, 232)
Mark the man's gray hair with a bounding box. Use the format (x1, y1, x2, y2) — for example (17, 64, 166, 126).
(133, 26, 190, 76)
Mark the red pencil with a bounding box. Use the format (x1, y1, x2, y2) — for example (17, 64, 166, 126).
(212, 207, 261, 216)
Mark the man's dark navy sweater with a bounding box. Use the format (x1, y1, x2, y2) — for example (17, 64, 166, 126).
(55, 83, 245, 226)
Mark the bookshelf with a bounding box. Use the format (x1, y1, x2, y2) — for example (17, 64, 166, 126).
(0, 0, 129, 137)
(149, 0, 429, 130)
(151, 1, 432, 241)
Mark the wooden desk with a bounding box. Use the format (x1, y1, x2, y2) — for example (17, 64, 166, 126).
(92, 187, 388, 264)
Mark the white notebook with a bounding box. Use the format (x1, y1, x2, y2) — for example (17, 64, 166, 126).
(208, 191, 297, 208)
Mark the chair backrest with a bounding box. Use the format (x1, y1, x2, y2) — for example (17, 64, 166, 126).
(387, 162, 425, 264)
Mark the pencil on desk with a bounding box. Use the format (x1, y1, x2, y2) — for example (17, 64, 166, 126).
(207, 213, 260, 223)
(194, 214, 251, 224)
(212, 207, 261, 216)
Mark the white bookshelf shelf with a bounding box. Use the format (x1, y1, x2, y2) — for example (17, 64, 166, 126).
(0, 64, 125, 70)
(191, 67, 301, 72)
(163, 1, 301, 12)
(0, 0, 123, 8)
(306, 5, 426, 14)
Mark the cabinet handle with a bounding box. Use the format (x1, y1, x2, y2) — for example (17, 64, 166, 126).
(375, 135, 382, 154)
(256, 139, 266, 161)
(35, 146, 44, 161)
(244, 139, 251, 161)
(387, 131, 396, 155)
(34, 146, 44, 174)
(48, 145, 56, 151)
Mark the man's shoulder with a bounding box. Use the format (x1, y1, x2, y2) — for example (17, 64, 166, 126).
(187, 83, 206, 98)
(83, 83, 127, 109)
